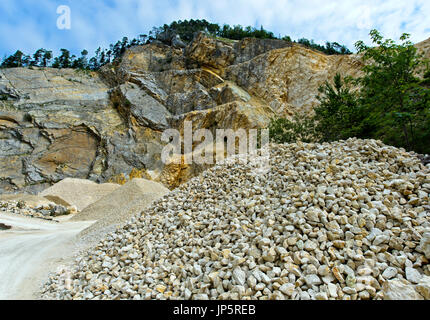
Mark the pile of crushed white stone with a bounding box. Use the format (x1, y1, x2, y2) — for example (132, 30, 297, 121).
(0, 200, 74, 221)
(41, 139, 430, 300)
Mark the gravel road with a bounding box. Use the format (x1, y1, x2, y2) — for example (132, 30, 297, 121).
(0, 212, 94, 300)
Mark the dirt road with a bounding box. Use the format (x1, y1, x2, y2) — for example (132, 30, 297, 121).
(0, 212, 94, 300)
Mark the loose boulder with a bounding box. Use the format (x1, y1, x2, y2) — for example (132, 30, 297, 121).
(383, 280, 424, 300)
(415, 276, 430, 299)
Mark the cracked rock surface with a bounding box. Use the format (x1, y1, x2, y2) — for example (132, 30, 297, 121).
(1, 34, 429, 193)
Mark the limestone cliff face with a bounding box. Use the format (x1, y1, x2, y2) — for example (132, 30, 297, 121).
(1, 33, 428, 192)
(416, 37, 430, 60)
(0, 68, 165, 193)
(224, 46, 363, 116)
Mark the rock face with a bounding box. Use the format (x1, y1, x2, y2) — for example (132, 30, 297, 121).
(1, 34, 429, 193)
(416, 37, 430, 61)
(0, 68, 121, 193)
(112, 82, 171, 130)
(223, 45, 363, 116)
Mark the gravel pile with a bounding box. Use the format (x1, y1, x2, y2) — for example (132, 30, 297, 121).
(0, 200, 76, 221)
(39, 178, 121, 212)
(42, 139, 430, 300)
(418, 154, 430, 166)
(0, 194, 57, 208)
(72, 179, 170, 251)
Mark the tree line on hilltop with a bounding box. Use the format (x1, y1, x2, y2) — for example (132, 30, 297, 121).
(0, 19, 351, 70)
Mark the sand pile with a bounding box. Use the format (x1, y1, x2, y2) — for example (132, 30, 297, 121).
(39, 178, 120, 211)
(72, 179, 169, 250)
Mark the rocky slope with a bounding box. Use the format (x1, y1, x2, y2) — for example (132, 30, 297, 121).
(1, 33, 428, 193)
(416, 37, 430, 60)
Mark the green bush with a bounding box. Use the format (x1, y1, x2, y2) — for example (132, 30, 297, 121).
(314, 74, 364, 142)
(354, 30, 430, 153)
(269, 112, 316, 144)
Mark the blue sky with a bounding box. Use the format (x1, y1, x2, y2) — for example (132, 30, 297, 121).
(1, 0, 429, 58)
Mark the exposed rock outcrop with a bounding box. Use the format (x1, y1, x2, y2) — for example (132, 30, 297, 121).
(111, 82, 171, 130)
(1, 34, 429, 193)
(416, 37, 430, 60)
(0, 67, 167, 193)
(223, 45, 363, 116)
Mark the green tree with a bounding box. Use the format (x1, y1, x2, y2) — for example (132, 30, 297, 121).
(1, 50, 25, 67)
(314, 74, 363, 141)
(89, 47, 103, 70)
(32, 49, 44, 66)
(138, 34, 148, 44)
(120, 37, 129, 54)
(71, 50, 88, 69)
(32, 49, 53, 67)
(269, 30, 430, 154)
(43, 50, 53, 67)
(52, 49, 73, 68)
(297, 38, 351, 55)
(269, 112, 316, 143)
(355, 30, 430, 152)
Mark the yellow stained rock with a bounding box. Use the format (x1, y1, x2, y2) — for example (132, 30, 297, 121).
(222, 249, 231, 259)
(332, 266, 345, 283)
(156, 285, 167, 294)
